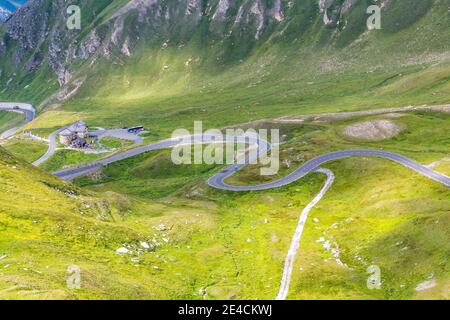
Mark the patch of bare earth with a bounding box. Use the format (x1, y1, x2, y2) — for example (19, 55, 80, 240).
(343, 120, 405, 141)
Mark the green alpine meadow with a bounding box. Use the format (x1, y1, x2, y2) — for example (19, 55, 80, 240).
(0, 0, 448, 301)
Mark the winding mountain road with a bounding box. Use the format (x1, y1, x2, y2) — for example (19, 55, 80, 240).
(53, 137, 450, 188)
(0, 102, 35, 139)
(32, 125, 69, 166)
(1, 101, 449, 300)
(0, 103, 63, 166)
(48, 113, 450, 300)
(3, 102, 447, 189)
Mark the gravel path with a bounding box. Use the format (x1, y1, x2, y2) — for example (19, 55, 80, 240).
(276, 168, 335, 300)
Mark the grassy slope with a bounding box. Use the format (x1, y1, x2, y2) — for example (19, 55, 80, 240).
(1, 110, 448, 300)
(0, 147, 223, 299)
(2, 138, 47, 163)
(1, 1, 449, 132)
(72, 110, 449, 299)
(0, 0, 449, 300)
(51, 1, 450, 135)
(40, 149, 106, 172)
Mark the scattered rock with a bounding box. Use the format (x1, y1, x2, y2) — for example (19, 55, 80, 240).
(415, 279, 436, 291)
(321, 236, 347, 267)
(271, 234, 279, 243)
(87, 169, 106, 181)
(116, 247, 131, 255)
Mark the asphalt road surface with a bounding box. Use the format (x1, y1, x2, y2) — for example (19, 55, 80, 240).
(32, 126, 69, 166)
(52, 132, 449, 302)
(54, 136, 450, 188)
(208, 149, 450, 190)
(0, 102, 35, 139)
(1, 101, 449, 301)
(54, 133, 270, 180)
(2, 102, 447, 190)
(33, 127, 144, 166)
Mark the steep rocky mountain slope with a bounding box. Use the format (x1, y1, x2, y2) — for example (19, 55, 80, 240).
(0, 0, 28, 21)
(0, 0, 448, 113)
(1, 109, 449, 300)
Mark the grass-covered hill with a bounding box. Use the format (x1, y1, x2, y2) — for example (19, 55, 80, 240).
(1, 110, 449, 300)
(0, 0, 448, 129)
(0, 0, 449, 300)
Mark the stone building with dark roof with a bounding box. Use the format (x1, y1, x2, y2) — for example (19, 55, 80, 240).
(59, 121, 88, 146)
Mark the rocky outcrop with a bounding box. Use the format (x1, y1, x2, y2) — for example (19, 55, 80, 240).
(0, 7, 12, 22)
(5, 0, 48, 51)
(79, 31, 101, 60)
(0, 0, 441, 96)
(212, 0, 230, 21)
(319, 0, 358, 26)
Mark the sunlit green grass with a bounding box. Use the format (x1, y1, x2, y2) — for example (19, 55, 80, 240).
(2, 138, 47, 163)
(40, 149, 107, 172)
(1, 109, 449, 299)
(0, 0, 449, 299)
(0, 110, 24, 133)
(61, 110, 449, 299)
(99, 137, 134, 149)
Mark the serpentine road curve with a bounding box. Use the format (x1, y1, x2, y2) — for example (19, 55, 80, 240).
(2, 102, 449, 300)
(0, 102, 35, 139)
